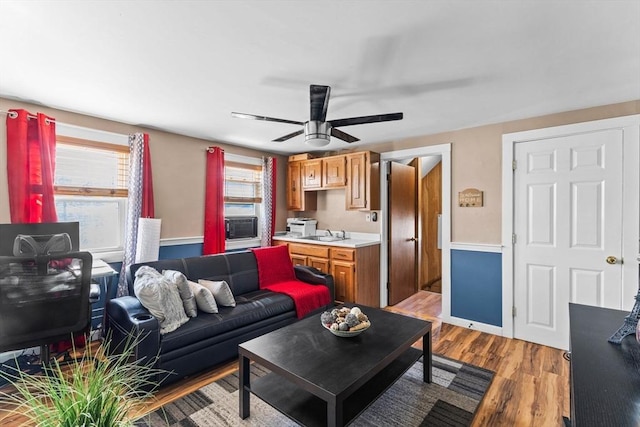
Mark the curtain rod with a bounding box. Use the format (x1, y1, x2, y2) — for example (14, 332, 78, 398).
(1, 109, 130, 143)
(0, 109, 55, 123)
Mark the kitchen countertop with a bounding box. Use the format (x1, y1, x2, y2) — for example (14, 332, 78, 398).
(273, 233, 380, 249)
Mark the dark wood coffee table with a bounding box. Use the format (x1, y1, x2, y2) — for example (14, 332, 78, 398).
(239, 306, 431, 427)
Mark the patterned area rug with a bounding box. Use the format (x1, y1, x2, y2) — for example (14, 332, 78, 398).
(135, 354, 494, 427)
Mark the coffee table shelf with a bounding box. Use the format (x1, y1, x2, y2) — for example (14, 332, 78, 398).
(249, 347, 422, 427)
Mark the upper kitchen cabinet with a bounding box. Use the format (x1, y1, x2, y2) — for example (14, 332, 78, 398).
(322, 155, 346, 188)
(302, 159, 322, 189)
(287, 150, 379, 212)
(346, 151, 380, 210)
(287, 160, 317, 211)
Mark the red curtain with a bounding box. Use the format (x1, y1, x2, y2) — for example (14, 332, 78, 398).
(141, 133, 155, 218)
(6, 109, 58, 223)
(203, 147, 225, 254)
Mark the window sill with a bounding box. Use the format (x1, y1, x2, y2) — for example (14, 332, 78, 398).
(226, 238, 261, 251)
(90, 250, 124, 264)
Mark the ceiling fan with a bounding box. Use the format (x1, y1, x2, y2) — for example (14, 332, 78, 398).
(231, 85, 403, 147)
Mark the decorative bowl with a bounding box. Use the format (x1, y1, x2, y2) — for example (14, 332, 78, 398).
(322, 320, 370, 337)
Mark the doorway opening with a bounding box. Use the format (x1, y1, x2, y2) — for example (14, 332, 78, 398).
(380, 144, 451, 322)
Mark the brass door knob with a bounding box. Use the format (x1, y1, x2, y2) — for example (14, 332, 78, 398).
(606, 256, 618, 265)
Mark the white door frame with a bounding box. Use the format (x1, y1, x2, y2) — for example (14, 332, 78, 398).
(501, 115, 640, 338)
(380, 143, 452, 320)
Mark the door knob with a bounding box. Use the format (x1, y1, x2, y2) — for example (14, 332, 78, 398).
(408, 237, 417, 242)
(606, 256, 618, 265)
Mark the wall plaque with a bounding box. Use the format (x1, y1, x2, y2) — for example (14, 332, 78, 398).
(458, 188, 483, 207)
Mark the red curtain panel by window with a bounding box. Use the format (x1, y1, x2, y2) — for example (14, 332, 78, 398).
(203, 147, 225, 254)
(6, 109, 58, 223)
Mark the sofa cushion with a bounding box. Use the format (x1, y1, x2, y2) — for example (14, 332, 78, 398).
(159, 290, 295, 354)
(187, 280, 218, 313)
(133, 266, 189, 334)
(184, 251, 260, 296)
(198, 279, 236, 307)
(250, 245, 296, 288)
(163, 270, 197, 317)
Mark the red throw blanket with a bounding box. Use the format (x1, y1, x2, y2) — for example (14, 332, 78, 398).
(251, 246, 331, 318)
(263, 280, 330, 319)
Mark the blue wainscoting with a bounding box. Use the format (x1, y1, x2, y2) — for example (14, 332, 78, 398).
(451, 249, 502, 327)
(159, 243, 204, 260)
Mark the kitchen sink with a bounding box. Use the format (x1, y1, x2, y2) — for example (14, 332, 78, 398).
(302, 235, 344, 242)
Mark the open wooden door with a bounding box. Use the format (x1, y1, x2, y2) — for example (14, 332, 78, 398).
(388, 161, 417, 305)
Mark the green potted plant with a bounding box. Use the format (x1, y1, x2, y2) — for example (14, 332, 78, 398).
(0, 334, 162, 427)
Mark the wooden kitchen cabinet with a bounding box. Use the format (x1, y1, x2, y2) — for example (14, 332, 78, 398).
(322, 155, 346, 188)
(279, 240, 381, 307)
(302, 159, 322, 189)
(331, 260, 355, 303)
(346, 151, 380, 210)
(287, 161, 317, 211)
(287, 243, 331, 274)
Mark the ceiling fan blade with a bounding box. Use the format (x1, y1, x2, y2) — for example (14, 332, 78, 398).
(330, 128, 359, 143)
(329, 112, 403, 128)
(273, 129, 304, 142)
(231, 112, 303, 126)
(309, 85, 331, 122)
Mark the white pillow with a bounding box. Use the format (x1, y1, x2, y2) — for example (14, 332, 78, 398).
(133, 266, 189, 335)
(198, 279, 236, 307)
(162, 270, 198, 317)
(187, 280, 218, 313)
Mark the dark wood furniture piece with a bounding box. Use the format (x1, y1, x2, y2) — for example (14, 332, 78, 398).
(239, 306, 431, 427)
(569, 303, 640, 426)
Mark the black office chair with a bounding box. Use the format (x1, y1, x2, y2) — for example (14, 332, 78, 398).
(0, 234, 98, 367)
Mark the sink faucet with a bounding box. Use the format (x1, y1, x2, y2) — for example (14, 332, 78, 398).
(326, 229, 333, 237)
(340, 230, 347, 239)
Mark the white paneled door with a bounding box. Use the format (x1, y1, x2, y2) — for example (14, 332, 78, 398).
(513, 129, 624, 349)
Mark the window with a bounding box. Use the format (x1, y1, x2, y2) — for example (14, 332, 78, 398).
(224, 160, 262, 218)
(54, 135, 129, 254)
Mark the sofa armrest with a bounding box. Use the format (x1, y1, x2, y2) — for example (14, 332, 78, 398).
(294, 265, 335, 302)
(105, 296, 160, 366)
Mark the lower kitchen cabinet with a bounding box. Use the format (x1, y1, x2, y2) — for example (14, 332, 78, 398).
(275, 240, 380, 307)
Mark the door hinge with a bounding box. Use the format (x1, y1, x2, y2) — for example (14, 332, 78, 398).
(512, 306, 517, 317)
(512, 234, 517, 244)
(512, 160, 517, 171)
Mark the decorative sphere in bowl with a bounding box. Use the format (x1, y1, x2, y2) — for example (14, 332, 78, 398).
(320, 306, 371, 337)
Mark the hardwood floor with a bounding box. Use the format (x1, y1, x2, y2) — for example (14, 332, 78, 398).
(387, 291, 570, 427)
(1, 291, 570, 426)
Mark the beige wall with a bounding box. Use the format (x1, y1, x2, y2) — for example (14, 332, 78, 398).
(0, 97, 289, 237)
(301, 190, 381, 234)
(305, 100, 640, 244)
(2, 98, 638, 244)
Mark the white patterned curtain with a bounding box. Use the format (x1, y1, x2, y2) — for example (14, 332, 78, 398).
(260, 156, 276, 247)
(118, 133, 146, 296)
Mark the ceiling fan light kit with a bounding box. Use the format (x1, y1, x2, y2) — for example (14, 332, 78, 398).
(231, 84, 403, 148)
(304, 121, 331, 147)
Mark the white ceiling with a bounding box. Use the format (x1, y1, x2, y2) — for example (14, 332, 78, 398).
(1, 1, 638, 155)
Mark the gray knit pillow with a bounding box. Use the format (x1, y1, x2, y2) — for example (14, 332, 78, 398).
(162, 270, 198, 317)
(133, 266, 189, 334)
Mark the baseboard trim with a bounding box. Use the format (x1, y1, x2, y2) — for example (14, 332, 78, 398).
(443, 315, 503, 336)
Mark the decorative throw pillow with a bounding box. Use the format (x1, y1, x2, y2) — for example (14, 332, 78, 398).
(133, 266, 189, 335)
(162, 270, 198, 317)
(186, 280, 218, 313)
(250, 245, 296, 287)
(198, 279, 236, 307)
